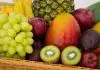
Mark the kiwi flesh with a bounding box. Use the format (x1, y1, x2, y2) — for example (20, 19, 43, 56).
(61, 46, 81, 65)
(40, 45, 60, 63)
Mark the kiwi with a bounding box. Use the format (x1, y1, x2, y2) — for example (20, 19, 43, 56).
(61, 46, 81, 65)
(40, 45, 60, 63)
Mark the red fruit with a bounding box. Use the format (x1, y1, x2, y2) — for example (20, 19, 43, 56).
(81, 52, 97, 68)
(94, 47, 100, 55)
(29, 18, 47, 38)
(97, 56, 100, 69)
(45, 13, 81, 50)
(72, 8, 95, 31)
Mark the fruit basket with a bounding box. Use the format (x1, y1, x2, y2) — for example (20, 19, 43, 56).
(0, 0, 100, 70)
(0, 58, 98, 70)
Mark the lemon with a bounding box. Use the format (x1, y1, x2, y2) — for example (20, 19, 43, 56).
(93, 22, 100, 33)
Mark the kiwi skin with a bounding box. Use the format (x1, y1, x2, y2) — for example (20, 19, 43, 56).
(61, 46, 81, 65)
(40, 45, 60, 64)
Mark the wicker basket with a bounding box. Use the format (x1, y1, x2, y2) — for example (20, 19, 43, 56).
(0, 58, 98, 70)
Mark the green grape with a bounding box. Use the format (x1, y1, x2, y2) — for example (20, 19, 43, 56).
(20, 22, 31, 31)
(26, 32, 33, 38)
(28, 24, 32, 31)
(18, 50, 26, 57)
(0, 38, 4, 45)
(4, 37, 12, 44)
(13, 53, 21, 59)
(0, 14, 8, 24)
(0, 29, 7, 37)
(9, 17, 18, 25)
(22, 39, 29, 46)
(21, 17, 28, 22)
(18, 32, 26, 38)
(7, 29, 16, 37)
(8, 47, 16, 55)
(19, 14, 26, 22)
(27, 38, 34, 45)
(15, 34, 24, 43)
(2, 44, 9, 52)
(15, 14, 21, 23)
(0, 46, 3, 52)
(16, 44, 24, 53)
(13, 24, 20, 33)
(25, 45, 33, 54)
(6, 52, 13, 58)
(3, 23, 11, 30)
(0, 52, 6, 57)
(10, 39, 17, 47)
(0, 23, 3, 29)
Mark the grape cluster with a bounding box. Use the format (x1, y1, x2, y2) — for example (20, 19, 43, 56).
(0, 13, 34, 59)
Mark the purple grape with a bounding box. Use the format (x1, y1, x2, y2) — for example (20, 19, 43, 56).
(26, 40, 43, 61)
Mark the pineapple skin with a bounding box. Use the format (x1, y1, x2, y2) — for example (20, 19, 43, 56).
(32, 0, 74, 23)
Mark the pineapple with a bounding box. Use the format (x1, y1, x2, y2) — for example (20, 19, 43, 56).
(32, 0, 74, 23)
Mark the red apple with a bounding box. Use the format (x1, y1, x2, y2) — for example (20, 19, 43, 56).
(72, 8, 95, 31)
(29, 18, 47, 38)
(81, 52, 97, 68)
(94, 47, 100, 55)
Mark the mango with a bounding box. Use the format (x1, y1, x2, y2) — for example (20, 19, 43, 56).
(45, 13, 81, 50)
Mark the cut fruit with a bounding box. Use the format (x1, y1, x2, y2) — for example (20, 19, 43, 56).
(40, 45, 60, 63)
(61, 46, 81, 65)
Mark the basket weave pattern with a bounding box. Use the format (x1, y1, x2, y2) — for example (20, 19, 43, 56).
(0, 58, 98, 70)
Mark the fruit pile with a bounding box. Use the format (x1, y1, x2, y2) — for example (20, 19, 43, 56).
(27, 2, 100, 69)
(0, 1, 100, 69)
(0, 13, 33, 59)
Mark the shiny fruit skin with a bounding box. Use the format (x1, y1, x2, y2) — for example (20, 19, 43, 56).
(72, 8, 95, 31)
(45, 13, 81, 50)
(81, 52, 97, 68)
(29, 18, 47, 38)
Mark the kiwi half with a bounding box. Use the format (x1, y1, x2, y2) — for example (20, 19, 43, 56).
(40, 45, 60, 63)
(61, 46, 81, 65)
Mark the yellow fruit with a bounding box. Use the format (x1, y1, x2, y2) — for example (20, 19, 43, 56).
(13, 0, 24, 14)
(6, 4, 14, 14)
(1, 4, 7, 14)
(92, 22, 100, 33)
(13, 0, 33, 18)
(0, 2, 14, 14)
(22, 0, 33, 18)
